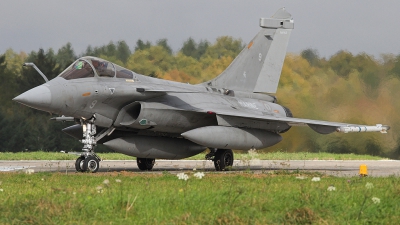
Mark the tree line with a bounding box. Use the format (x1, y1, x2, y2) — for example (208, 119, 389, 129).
(1, 37, 400, 158)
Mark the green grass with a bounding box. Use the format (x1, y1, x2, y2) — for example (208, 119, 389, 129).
(0, 172, 399, 224)
(0, 151, 385, 160)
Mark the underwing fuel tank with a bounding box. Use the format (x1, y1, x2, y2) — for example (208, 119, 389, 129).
(103, 136, 206, 159)
(181, 126, 282, 150)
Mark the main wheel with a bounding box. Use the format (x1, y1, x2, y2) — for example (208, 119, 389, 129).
(214, 149, 234, 171)
(75, 156, 85, 172)
(137, 158, 155, 171)
(82, 155, 100, 173)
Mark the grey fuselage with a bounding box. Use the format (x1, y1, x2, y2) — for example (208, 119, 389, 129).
(41, 73, 289, 136)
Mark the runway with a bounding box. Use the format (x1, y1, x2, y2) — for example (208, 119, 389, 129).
(0, 159, 399, 177)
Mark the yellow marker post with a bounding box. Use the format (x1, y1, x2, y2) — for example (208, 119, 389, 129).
(359, 164, 368, 177)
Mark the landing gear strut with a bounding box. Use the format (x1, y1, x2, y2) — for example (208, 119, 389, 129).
(206, 148, 234, 171)
(75, 117, 101, 173)
(81, 117, 96, 152)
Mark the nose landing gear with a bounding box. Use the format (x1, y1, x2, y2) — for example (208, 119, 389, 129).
(74, 117, 105, 173)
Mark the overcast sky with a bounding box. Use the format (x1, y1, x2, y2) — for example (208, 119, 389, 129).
(1, 0, 399, 58)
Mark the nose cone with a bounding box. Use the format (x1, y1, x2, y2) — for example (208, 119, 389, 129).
(13, 85, 52, 112)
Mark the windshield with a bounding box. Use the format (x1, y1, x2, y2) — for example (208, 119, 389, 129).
(59, 56, 135, 80)
(59, 59, 95, 80)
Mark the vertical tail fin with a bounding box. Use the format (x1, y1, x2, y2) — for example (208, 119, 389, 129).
(203, 8, 294, 94)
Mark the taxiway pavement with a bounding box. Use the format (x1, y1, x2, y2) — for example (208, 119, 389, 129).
(0, 160, 399, 177)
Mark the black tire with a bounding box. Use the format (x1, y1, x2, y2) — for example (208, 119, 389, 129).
(214, 149, 234, 171)
(82, 155, 100, 173)
(75, 156, 85, 172)
(137, 158, 155, 171)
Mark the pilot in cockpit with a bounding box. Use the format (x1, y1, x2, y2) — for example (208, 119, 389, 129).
(91, 60, 106, 72)
(91, 60, 114, 77)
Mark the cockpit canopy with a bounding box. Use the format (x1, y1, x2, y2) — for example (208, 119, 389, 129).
(59, 56, 135, 80)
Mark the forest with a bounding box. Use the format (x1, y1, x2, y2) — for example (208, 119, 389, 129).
(1, 37, 399, 158)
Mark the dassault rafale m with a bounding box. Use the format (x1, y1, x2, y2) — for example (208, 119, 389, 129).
(13, 8, 389, 173)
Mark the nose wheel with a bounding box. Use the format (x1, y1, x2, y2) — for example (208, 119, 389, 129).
(75, 154, 100, 173)
(75, 156, 85, 172)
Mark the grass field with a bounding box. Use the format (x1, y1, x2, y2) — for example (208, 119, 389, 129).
(0, 151, 385, 161)
(0, 171, 399, 224)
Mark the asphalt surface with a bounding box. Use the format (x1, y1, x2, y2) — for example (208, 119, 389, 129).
(0, 159, 399, 177)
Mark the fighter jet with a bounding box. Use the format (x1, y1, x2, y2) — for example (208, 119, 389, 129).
(13, 8, 389, 173)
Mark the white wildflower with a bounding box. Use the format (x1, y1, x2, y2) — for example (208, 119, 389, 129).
(194, 172, 205, 179)
(327, 186, 336, 191)
(72, 192, 76, 195)
(365, 182, 374, 189)
(96, 186, 103, 193)
(115, 179, 121, 183)
(372, 197, 380, 204)
(0, 189, 3, 192)
(103, 179, 110, 185)
(311, 177, 321, 182)
(177, 172, 189, 181)
(177, 173, 184, 179)
(25, 169, 34, 174)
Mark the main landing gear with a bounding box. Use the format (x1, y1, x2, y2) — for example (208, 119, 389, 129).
(137, 158, 155, 171)
(206, 148, 234, 171)
(74, 117, 112, 173)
